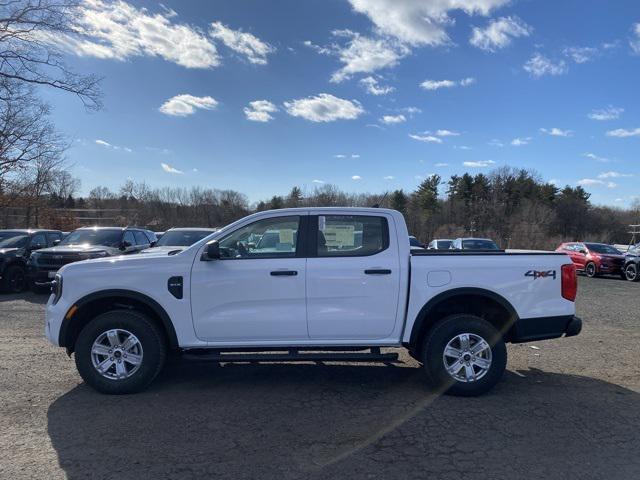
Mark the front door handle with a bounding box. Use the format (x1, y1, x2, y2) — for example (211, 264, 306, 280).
(364, 269, 392, 275)
(270, 270, 298, 276)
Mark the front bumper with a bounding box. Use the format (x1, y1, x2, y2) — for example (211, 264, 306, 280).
(27, 264, 58, 286)
(44, 294, 68, 347)
(510, 315, 582, 343)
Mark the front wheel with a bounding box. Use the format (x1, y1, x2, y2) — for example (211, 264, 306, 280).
(2, 265, 26, 293)
(421, 314, 507, 397)
(74, 310, 167, 394)
(585, 262, 597, 278)
(625, 263, 640, 282)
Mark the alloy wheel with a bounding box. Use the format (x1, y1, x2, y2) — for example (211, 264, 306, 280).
(90, 329, 144, 380)
(442, 333, 492, 383)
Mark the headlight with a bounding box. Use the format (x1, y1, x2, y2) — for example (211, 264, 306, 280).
(51, 274, 63, 304)
(79, 251, 109, 260)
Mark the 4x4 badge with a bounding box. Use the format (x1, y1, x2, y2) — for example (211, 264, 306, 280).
(525, 270, 557, 279)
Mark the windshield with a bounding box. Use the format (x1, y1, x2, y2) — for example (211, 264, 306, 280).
(437, 240, 453, 249)
(0, 233, 28, 248)
(156, 230, 213, 247)
(585, 243, 621, 255)
(462, 239, 499, 250)
(60, 229, 122, 247)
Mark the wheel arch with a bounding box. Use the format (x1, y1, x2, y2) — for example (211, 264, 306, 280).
(59, 289, 179, 354)
(408, 287, 518, 356)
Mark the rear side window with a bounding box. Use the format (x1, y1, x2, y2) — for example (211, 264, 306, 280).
(47, 232, 62, 245)
(133, 231, 149, 245)
(317, 215, 388, 257)
(123, 231, 135, 246)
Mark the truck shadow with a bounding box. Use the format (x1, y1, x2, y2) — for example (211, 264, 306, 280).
(47, 363, 640, 480)
(0, 290, 48, 304)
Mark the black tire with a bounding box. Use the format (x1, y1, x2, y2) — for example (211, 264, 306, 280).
(2, 265, 26, 293)
(585, 262, 597, 278)
(75, 309, 167, 394)
(421, 314, 507, 397)
(625, 263, 640, 282)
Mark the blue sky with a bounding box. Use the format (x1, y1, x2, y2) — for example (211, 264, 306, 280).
(45, 0, 640, 206)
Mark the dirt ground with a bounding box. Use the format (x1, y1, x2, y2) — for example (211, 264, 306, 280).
(1, 276, 639, 479)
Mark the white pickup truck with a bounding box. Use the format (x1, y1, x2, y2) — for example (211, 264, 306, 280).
(45, 208, 581, 396)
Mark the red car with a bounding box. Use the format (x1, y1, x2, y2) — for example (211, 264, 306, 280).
(556, 242, 625, 278)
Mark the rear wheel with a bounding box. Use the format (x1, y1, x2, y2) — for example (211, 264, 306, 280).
(585, 262, 597, 278)
(74, 309, 167, 394)
(625, 263, 640, 282)
(2, 265, 26, 293)
(421, 314, 507, 397)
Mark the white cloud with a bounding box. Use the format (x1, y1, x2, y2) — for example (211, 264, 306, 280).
(159, 94, 218, 117)
(435, 162, 449, 167)
(381, 114, 406, 124)
(463, 160, 496, 167)
(352, 154, 360, 158)
(563, 46, 599, 64)
(580, 178, 616, 188)
(540, 127, 572, 137)
(630, 23, 640, 54)
(209, 21, 274, 65)
(454, 145, 471, 150)
(409, 134, 443, 143)
(360, 76, 395, 95)
(312, 179, 325, 184)
(330, 31, 409, 82)
(244, 100, 278, 122)
(435, 129, 460, 137)
(49, 0, 220, 69)
(470, 16, 532, 52)
(348, 0, 510, 47)
(334, 154, 347, 158)
(402, 106, 422, 115)
(588, 106, 623, 121)
(383, 175, 395, 180)
(488, 139, 505, 147)
(511, 137, 531, 146)
(95, 139, 131, 152)
(161, 162, 183, 174)
(606, 127, 640, 138)
(420, 77, 475, 90)
(583, 152, 610, 163)
(523, 53, 568, 77)
(598, 171, 634, 179)
(284, 94, 364, 122)
(352, 175, 362, 180)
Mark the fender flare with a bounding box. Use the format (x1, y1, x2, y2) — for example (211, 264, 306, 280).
(408, 287, 518, 348)
(59, 289, 179, 349)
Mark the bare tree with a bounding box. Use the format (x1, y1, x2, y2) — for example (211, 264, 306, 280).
(0, 0, 101, 109)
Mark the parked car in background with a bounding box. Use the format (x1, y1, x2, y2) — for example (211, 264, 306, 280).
(427, 239, 453, 250)
(450, 238, 500, 251)
(409, 235, 425, 250)
(143, 228, 217, 253)
(556, 242, 625, 278)
(622, 244, 640, 281)
(0, 229, 63, 292)
(27, 227, 156, 290)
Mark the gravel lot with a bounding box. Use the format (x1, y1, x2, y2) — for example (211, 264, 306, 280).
(1, 276, 639, 479)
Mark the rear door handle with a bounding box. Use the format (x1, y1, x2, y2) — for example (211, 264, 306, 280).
(364, 269, 392, 275)
(270, 270, 298, 276)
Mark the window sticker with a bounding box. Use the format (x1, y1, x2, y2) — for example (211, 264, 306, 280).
(279, 229, 295, 244)
(324, 225, 355, 247)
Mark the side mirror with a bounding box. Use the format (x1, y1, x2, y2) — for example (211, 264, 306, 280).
(31, 243, 45, 251)
(150, 241, 157, 247)
(120, 241, 132, 251)
(53, 239, 61, 246)
(201, 240, 220, 261)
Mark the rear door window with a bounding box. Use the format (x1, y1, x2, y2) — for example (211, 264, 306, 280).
(317, 215, 388, 257)
(134, 231, 149, 246)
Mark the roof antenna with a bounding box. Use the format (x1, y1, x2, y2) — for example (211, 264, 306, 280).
(371, 191, 389, 208)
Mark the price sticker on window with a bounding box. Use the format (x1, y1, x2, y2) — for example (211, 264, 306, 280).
(324, 225, 355, 246)
(279, 229, 294, 244)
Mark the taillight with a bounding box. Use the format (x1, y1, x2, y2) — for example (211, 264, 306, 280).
(561, 263, 577, 301)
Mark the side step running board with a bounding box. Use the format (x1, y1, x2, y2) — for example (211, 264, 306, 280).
(182, 347, 400, 363)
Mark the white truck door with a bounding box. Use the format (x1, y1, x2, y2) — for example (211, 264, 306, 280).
(190, 214, 308, 342)
(306, 213, 401, 340)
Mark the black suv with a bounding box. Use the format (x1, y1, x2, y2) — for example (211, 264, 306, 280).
(27, 227, 157, 290)
(623, 244, 640, 282)
(0, 229, 63, 292)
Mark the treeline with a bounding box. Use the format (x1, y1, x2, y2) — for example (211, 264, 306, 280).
(2, 167, 638, 250)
